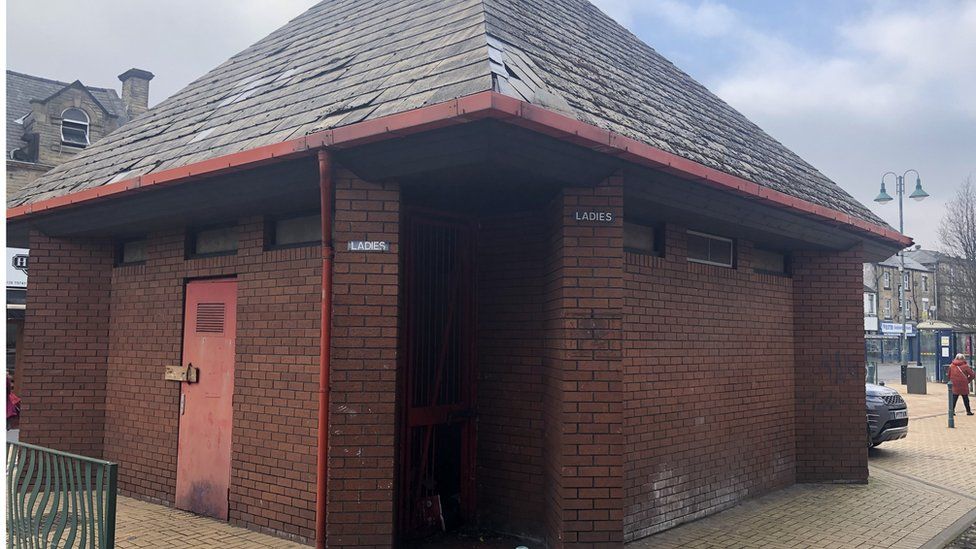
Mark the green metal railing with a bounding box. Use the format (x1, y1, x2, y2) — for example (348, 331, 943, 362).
(6, 442, 117, 549)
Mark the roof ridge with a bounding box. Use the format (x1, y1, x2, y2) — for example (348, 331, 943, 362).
(7, 0, 888, 233)
(6, 69, 120, 95)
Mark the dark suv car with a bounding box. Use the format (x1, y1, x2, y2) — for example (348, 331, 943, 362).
(866, 383, 908, 447)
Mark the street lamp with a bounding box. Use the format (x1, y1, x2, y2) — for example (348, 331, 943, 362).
(874, 170, 929, 385)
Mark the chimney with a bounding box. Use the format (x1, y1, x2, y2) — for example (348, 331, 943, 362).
(118, 68, 154, 118)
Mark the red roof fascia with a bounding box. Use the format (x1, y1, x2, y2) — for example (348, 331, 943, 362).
(6, 91, 910, 248)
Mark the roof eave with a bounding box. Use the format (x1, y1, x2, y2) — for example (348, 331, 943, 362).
(7, 90, 911, 249)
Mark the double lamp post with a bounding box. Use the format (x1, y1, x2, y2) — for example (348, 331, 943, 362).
(874, 169, 929, 385)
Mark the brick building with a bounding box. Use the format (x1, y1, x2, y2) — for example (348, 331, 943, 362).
(7, 0, 910, 547)
(5, 68, 153, 396)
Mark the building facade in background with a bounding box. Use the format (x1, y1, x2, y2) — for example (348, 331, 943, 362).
(864, 254, 934, 364)
(6, 69, 153, 197)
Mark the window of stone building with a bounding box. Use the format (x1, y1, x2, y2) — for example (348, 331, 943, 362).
(187, 225, 238, 257)
(61, 108, 90, 147)
(923, 298, 930, 319)
(884, 298, 892, 319)
(687, 231, 734, 268)
(904, 272, 911, 292)
(922, 275, 928, 292)
(265, 211, 321, 249)
(624, 221, 663, 256)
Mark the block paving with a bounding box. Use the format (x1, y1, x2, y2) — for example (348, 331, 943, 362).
(112, 382, 975, 548)
(632, 382, 976, 549)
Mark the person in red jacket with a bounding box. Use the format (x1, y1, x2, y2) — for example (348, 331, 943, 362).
(947, 354, 976, 416)
(6, 375, 20, 431)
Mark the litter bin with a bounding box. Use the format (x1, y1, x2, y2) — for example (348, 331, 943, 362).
(906, 366, 927, 394)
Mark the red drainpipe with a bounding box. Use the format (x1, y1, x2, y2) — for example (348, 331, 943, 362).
(316, 149, 334, 549)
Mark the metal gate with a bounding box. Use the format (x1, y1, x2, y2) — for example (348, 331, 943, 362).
(399, 211, 476, 538)
(6, 441, 118, 549)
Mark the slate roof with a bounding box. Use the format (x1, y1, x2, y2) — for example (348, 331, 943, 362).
(6, 70, 128, 157)
(904, 249, 949, 266)
(7, 0, 886, 230)
(879, 254, 929, 272)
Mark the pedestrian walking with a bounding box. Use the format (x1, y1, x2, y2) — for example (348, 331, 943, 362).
(947, 354, 975, 416)
(7, 375, 21, 430)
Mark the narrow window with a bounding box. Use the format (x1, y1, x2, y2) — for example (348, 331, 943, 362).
(883, 271, 891, 289)
(922, 298, 930, 319)
(884, 298, 892, 319)
(624, 221, 663, 256)
(687, 231, 734, 268)
(188, 225, 238, 257)
(922, 275, 928, 292)
(115, 238, 148, 265)
(61, 108, 90, 147)
(753, 248, 789, 276)
(903, 272, 911, 292)
(266, 212, 321, 249)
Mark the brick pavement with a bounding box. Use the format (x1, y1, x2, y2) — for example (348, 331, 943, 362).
(112, 382, 975, 548)
(115, 497, 306, 548)
(630, 382, 976, 549)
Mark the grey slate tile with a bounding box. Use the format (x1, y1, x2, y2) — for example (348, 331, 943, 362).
(9, 0, 885, 230)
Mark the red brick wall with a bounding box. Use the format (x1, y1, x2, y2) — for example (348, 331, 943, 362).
(622, 224, 796, 540)
(20, 232, 113, 457)
(793, 247, 867, 483)
(542, 177, 625, 547)
(327, 173, 400, 548)
(103, 216, 321, 541)
(21, 168, 400, 546)
(476, 211, 546, 539)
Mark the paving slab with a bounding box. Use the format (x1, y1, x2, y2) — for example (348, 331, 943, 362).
(115, 497, 307, 548)
(110, 382, 974, 548)
(630, 382, 976, 549)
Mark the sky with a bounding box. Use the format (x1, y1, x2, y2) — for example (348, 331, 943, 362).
(7, 0, 975, 248)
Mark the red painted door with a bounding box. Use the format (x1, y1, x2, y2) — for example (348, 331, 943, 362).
(176, 278, 237, 520)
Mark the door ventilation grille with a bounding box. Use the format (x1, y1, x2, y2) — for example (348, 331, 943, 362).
(196, 302, 225, 333)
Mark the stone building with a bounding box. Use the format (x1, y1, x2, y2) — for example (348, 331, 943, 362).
(864, 254, 935, 364)
(904, 248, 974, 324)
(6, 69, 153, 197)
(8, 0, 910, 546)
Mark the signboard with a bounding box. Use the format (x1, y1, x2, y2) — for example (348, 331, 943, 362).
(880, 322, 915, 336)
(864, 316, 879, 332)
(347, 241, 389, 252)
(574, 211, 614, 223)
(6, 248, 28, 289)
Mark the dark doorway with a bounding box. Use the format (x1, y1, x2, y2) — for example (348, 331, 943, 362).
(399, 210, 477, 540)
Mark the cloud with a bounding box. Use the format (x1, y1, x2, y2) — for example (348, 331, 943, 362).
(594, 0, 739, 36)
(6, 0, 320, 104)
(591, 0, 976, 247)
(718, 2, 976, 121)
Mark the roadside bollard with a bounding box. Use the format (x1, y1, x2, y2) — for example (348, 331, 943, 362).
(948, 380, 954, 429)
